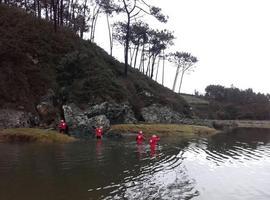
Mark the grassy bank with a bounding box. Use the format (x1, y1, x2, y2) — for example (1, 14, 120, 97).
(0, 128, 77, 143)
(109, 124, 217, 136)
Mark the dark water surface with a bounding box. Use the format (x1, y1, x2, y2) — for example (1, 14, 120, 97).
(1, 128, 270, 200)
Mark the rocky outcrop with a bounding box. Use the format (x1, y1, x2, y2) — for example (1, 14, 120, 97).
(141, 104, 183, 123)
(85, 102, 137, 124)
(36, 89, 60, 128)
(0, 109, 38, 128)
(62, 103, 110, 137)
(62, 101, 137, 136)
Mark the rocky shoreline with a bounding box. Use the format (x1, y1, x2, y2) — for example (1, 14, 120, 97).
(1, 91, 270, 137)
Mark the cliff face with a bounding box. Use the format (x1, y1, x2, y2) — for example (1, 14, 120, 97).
(0, 5, 190, 129)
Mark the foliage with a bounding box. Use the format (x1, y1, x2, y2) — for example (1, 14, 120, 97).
(204, 85, 270, 120)
(169, 52, 198, 93)
(0, 5, 191, 119)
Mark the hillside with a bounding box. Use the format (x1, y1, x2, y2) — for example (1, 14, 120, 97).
(181, 85, 270, 120)
(0, 5, 191, 128)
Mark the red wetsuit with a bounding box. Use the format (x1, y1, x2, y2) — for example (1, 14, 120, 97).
(149, 135, 160, 146)
(95, 128, 103, 139)
(136, 133, 145, 144)
(58, 121, 67, 133)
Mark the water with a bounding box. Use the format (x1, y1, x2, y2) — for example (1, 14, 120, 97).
(0, 128, 270, 200)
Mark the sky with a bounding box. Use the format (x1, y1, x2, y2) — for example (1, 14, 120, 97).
(93, 0, 270, 95)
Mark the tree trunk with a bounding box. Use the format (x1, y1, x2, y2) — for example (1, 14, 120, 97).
(133, 40, 140, 68)
(106, 13, 113, 56)
(92, 11, 100, 41)
(124, 14, 130, 77)
(155, 55, 161, 81)
(150, 54, 157, 79)
(146, 55, 151, 76)
(57, 0, 60, 25)
(65, 0, 70, 25)
(162, 50, 165, 85)
(139, 43, 145, 72)
(33, 0, 36, 16)
(172, 66, 180, 92)
(52, 0, 57, 32)
(129, 46, 136, 67)
(45, 0, 48, 20)
(80, 0, 87, 38)
(178, 70, 185, 93)
(60, 0, 63, 25)
(37, 0, 41, 19)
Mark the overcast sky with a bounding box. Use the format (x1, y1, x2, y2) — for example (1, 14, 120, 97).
(94, 0, 270, 95)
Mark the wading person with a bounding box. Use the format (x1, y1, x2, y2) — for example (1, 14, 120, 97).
(58, 119, 68, 134)
(95, 126, 103, 139)
(136, 130, 145, 144)
(149, 134, 160, 146)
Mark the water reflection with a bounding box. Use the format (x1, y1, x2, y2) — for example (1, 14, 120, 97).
(0, 128, 270, 200)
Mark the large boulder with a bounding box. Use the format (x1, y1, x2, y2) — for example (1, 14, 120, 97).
(141, 104, 183, 123)
(36, 89, 60, 127)
(62, 104, 111, 137)
(88, 115, 110, 131)
(0, 109, 38, 128)
(86, 102, 137, 124)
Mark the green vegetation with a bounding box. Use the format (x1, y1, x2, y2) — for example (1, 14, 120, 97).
(110, 124, 217, 136)
(181, 93, 209, 105)
(0, 5, 190, 119)
(181, 85, 270, 120)
(0, 128, 77, 143)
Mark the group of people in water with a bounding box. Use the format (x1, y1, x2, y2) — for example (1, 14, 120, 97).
(58, 119, 160, 146)
(136, 130, 160, 146)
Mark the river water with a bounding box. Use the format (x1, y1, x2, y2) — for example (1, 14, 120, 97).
(0, 128, 270, 200)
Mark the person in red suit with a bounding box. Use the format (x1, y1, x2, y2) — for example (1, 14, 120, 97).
(149, 134, 160, 157)
(149, 134, 160, 146)
(58, 119, 68, 134)
(136, 130, 145, 144)
(95, 126, 103, 139)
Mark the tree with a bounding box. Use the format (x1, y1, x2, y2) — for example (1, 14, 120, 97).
(147, 29, 174, 79)
(169, 52, 198, 93)
(115, 0, 167, 77)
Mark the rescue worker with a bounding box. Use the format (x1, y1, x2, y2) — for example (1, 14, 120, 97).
(58, 119, 68, 134)
(149, 134, 160, 146)
(136, 130, 145, 144)
(95, 126, 103, 139)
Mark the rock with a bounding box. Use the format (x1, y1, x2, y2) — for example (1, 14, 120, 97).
(88, 115, 110, 131)
(62, 104, 111, 137)
(86, 102, 137, 124)
(62, 101, 137, 136)
(0, 109, 38, 128)
(36, 89, 60, 127)
(141, 104, 183, 123)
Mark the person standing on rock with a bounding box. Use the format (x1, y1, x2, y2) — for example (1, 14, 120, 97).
(58, 119, 68, 134)
(136, 130, 145, 144)
(95, 126, 103, 139)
